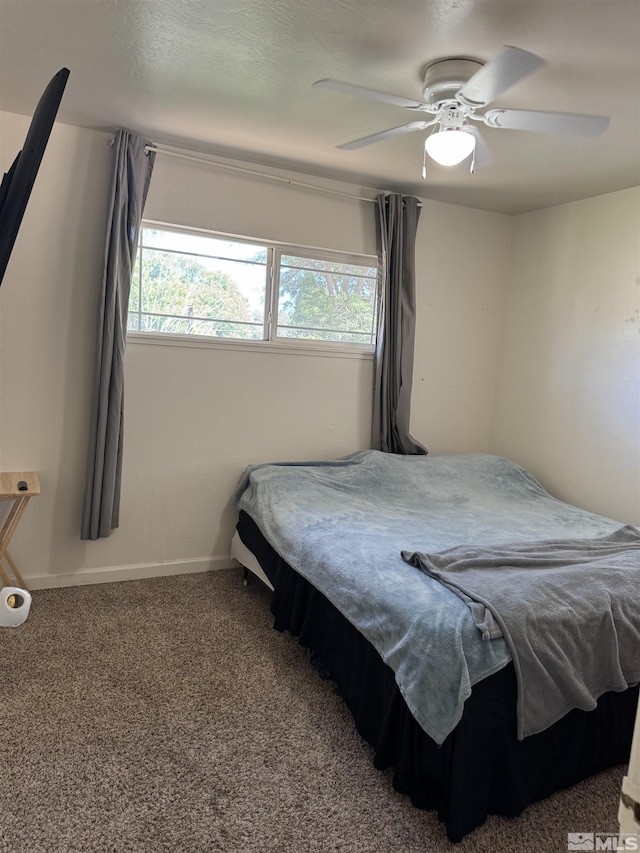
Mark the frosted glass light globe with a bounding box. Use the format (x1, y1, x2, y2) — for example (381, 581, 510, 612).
(425, 128, 476, 166)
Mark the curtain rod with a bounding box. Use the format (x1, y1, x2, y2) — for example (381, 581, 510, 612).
(142, 143, 422, 207)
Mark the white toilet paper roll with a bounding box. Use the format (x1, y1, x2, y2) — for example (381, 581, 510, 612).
(0, 586, 32, 628)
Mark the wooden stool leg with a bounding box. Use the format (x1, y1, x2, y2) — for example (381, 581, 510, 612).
(0, 500, 24, 554)
(3, 551, 28, 591)
(0, 497, 31, 590)
(0, 475, 40, 590)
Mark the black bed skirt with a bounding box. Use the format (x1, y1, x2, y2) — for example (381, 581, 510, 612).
(237, 510, 638, 842)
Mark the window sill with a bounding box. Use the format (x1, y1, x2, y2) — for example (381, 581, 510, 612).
(126, 331, 375, 360)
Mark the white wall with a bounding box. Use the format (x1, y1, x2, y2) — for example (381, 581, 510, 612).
(0, 114, 512, 588)
(490, 187, 640, 525)
(412, 199, 513, 452)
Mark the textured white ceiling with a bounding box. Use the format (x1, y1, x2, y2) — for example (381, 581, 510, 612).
(0, 0, 639, 214)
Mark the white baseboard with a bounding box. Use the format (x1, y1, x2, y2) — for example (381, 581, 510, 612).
(24, 555, 240, 591)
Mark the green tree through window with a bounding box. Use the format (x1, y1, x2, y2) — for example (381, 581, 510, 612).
(277, 256, 377, 344)
(130, 248, 262, 338)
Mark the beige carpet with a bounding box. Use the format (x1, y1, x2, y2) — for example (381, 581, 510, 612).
(0, 569, 626, 853)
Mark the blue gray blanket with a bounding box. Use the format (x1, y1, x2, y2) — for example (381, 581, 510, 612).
(402, 526, 640, 739)
(233, 450, 624, 744)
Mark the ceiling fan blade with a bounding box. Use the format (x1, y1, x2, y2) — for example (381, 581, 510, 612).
(469, 128, 493, 169)
(483, 108, 610, 136)
(313, 78, 428, 111)
(457, 46, 546, 107)
(337, 121, 434, 150)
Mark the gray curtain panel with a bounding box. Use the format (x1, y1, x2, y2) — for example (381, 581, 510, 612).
(81, 131, 155, 540)
(371, 193, 427, 455)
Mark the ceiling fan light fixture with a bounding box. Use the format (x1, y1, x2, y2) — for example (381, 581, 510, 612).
(424, 127, 476, 166)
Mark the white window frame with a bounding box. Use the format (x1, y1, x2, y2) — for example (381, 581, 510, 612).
(126, 220, 378, 360)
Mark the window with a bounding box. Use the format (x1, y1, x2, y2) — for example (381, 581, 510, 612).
(128, 224, 378, 350)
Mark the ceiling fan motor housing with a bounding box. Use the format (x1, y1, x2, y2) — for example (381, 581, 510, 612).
(422, 58, 484, 107)
(439, 107, 467, 129)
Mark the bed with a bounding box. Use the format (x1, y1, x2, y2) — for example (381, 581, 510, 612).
(231, 450, 640, 841)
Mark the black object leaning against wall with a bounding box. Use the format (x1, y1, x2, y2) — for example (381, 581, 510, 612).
(0, 67, 70, 288)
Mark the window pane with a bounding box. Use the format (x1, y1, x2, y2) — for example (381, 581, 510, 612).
(277, 255, 377, 345)
(128, 228, 267, 340)
(127, 225, 379, 348)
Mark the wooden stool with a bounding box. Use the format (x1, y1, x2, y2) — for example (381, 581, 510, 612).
(0, 472, 41, 591)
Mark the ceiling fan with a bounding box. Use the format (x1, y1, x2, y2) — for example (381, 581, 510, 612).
(313, 46, 610, 178)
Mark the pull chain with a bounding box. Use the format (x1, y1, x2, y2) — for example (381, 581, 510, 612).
(421, 145, 427, 181)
